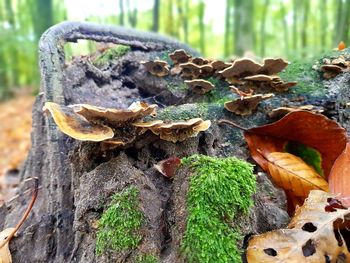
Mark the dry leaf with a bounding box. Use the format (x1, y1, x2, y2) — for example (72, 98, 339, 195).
(247, 190, 350, 263)
(338, 41, 346, 51)
(0, 228, 16, 263)
(329, 143, 350, 206)
(154, 157, 182, 178)
(243, 111, 347, 178)
(265, 152, 329, 207)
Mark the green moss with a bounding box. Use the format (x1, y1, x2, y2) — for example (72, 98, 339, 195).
(279, 59, 325, 95)
(181, 155, 256, 263)
(135, 254, 159, 263)
(93, 45, 131, 67)
(95, 186, 144, 255)
(285, 141, 323, 176)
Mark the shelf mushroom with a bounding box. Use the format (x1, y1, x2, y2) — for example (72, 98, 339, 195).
(142, 60, 170, 77)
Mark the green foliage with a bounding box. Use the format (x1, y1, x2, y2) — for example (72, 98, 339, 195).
(285, 141, 323, 176)
(135, 254, 159, 263)
(95, 186, 144, 255)
(93, 45, 131, 67)
(181, 155, 256, 263)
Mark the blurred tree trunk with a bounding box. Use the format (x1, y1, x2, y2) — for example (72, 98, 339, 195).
(260, 0, 269, 57)
(5, 0, 19, 86)
(234, 0, 254, 56)
(177, 0, 188, 43)
(152, 0, 160, 32)
(198, 0, 205, 54)
(126, 0, 137, 27)
(224, 0, 233, 57)
(119, 0, 125, 26)
(320, 0, 327, 50)
(280, 2, 289, 57)
(30, 0, 53, 42)
(292, 0, 298, 51)
(0, 1, 9, 97)
(301, 0, 310, 54)
(334, 0, 344, 45)
(340, 0, 350, 44)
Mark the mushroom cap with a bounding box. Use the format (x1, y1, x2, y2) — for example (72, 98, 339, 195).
(179, 62, 201, 78)
(72, 101, 157, 126)
(198, 64, 214, 77)
(169, 49, 192, 64)
(272, 81, 298, 91)
(320, 64, 343, 73)
(224, 93, 274, 116)
(258, 58, 289, 75)
(211, 60, 231, 71)
(331, 57, 348, 67)
(43, 102, 114, 141)
(219, 58, 263, 78)
(244, 74, 281, 82)
(185, 79, 215, 94)
(142, 60, 169, 77)
(150, 118, 211, 143)
(268, 105, 321, 118)
(191, 57, 210, 65)
(132, 120, 164, 128)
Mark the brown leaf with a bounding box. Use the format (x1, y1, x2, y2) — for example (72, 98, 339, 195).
(244, 111, 347, 178)
(154, 157, 182, 178)
(0, 228, 16, 263)
(338, 41, 346, 51)
(265, 152, 328, 206)
(247, 190, 350, 263)
(329, 143, 350, 206)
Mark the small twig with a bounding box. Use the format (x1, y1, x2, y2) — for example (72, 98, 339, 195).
(0, 177, 39, 249)
(218, 119, 248, 131)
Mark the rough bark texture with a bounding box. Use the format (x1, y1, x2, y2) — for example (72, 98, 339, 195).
(1, 21, 349, 263)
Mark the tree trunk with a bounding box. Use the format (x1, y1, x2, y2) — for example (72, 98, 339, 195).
(234, 0, 254, 56)
(292, 0, 298, 51)
(198, 0, 205, 54)
(119, 0, 125, 26)
(320, 0, 327, 50)
(301, 0, 310, 55)
(224, 0, 233, 57)
(152, 0, 160, 32)
(259, 0, 269, 57)
(280, 2, 289, 57)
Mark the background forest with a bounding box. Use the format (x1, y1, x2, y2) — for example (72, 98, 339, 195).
(0, 0, 349, 100)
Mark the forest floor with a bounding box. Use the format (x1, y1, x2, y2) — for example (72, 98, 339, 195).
(0, 95, 34, 201)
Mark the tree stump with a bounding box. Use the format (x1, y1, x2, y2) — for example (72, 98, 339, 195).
(3, 21, 349, 262)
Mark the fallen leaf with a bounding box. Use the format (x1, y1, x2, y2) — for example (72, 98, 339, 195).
(338, 41, 346, 51)
(329, 142, 350, 206)
(247, 190, 350, 263)
(154, 157, 182, 178)
(243, 111, 347, 178)
(0, 228, 16, 263)
(264, 152, 329, 208)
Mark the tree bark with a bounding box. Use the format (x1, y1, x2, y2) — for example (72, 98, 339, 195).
(152, 0, 160, 32)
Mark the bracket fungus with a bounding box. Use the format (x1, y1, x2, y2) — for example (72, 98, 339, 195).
(220, 58, 263, 78)
(268, 105, 324, 119)
(320, 64, 344, 79)
(179, 62, 202, 79)
(319, 55, 350, 79)
(72, 101, 157, 127)
(224, 93, 274, 116)
(169, 49, 192, 64)
(191, 57, 210, 66)
(44, 101, 158, 147)
(43, 102, 114, 141)
(185, 79, 215, 94)
(142, 60, 169, 77)
(258, 58, 289, 75)
(135, 118, 211, 143)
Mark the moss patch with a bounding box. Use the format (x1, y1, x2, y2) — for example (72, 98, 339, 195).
(279, 59, 325, 96)
(93, 45, 131, 67)
(181, 155, 256, 263)
(95, 186, 143, 255)
(285, 141, 323, 176)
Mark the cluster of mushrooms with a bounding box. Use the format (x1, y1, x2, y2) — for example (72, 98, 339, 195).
(43, 101, 211, 147)
(142, 49, 298, 116)
(319, 55, 350, 79)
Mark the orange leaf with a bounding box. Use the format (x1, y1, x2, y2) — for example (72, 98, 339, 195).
(247, 190, 350, 262)
(265, 152, 329, 203)
(244, 111, 347, 178)
(338, 41, 346, 51)
(329, 142, 350, 206)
